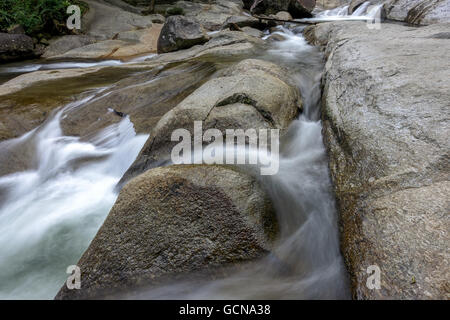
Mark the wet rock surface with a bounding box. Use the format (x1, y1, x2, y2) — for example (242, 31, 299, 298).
(120, 58, 301, 184)
(157, 15, 209, 53)
(384, 0, 450, 25)
(305, 21, 450, 299)
(55, 164, 277, 299)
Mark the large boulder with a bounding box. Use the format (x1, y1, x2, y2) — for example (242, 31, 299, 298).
(120, 58, 301, 184)
(0, 33, 35, 62)
(305, 21, 450, 299)
(55, 164, 277, 299)
(384, 0, 450, 25)
(157, 15, 209, 53)
(222, 15, 264, 29)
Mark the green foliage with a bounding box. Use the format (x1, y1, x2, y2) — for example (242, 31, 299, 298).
(0, 0, 88, 36)
(166, 7, 184, 16)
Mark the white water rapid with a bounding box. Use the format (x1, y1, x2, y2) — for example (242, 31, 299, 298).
(123, 27, 350, 299)
(0, 96, 148, 299)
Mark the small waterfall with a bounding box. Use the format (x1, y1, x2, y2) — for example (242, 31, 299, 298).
(126, 27, 350, 299)
(0, 97, 148, 299)
(304, 1, 384, 22)
(316, 5, 350, 17)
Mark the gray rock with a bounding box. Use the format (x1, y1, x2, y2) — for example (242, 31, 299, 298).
(241, 26, 264, 37)
(222, 15, 263, 29)
(55, 164, 277, 299)
(157, 15, 209, 53)
(275, 10, 293, 20)
(120, 58, 300, 184)
(0, 33, 35, 62)
(306, 21, 450, 299)
(315, 0, 350, 10)
(81, 0, 153, 40)
(175, 0, 244, 31)
(151, 29, 264, 64)
(348, 0, 366, 14)
(60, 61, 216, 138)
(147, 13, 166, 24)
(384, 0, 450, 25)
(42, 35, 97, 59)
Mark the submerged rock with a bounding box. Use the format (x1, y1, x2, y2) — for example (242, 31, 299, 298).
(305, 21, 450, 299)
(55, 164, 277, 299)
(157, 15, 209, 53)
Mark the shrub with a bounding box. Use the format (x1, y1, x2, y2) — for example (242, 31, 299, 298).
(0, 0, 88, 36)
(166, 6, 184, 16)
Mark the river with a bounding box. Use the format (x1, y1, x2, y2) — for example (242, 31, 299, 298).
(0, 2, 382, 299)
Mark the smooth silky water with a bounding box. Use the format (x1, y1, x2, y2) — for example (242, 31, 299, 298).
(124, 27, 351, 299)
(0, 96, 148, 299)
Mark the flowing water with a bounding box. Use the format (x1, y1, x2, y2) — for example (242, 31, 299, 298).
(124, 27, 350, 299)
(0, 11, 362, 299)
(0, 97, 148, 299)
(301, 1, 384, 23)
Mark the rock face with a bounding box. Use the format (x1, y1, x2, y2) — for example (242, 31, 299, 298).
(174, 0, 244, 31)
(0, 33, 35, 62)
(60, 61, 216, 138)
(42, 35, 97, 59)
(305, 21, 450, 299)
(157, 15, 209, 53)
(222, 15, 263, 29)
(348, 0, 367, 14)
(55, 165, 277, 299)
(252, 0, 315, 18)
(315, 0, 350, 9)
(47, 24, 163, 60)
(384, 0, 450, 25)
(81, 0, 154, 40)
(120, 58, 301, 184)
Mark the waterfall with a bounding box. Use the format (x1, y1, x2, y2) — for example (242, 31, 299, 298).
(123, 27, 350, 299)
(304, 1, 384, 22)
(0, 96, 148, 299)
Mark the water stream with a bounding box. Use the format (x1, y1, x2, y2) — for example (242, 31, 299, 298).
(0, 5, 384, 299)
(0, 97, 148, 299)
(123, 26, 350, 299)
